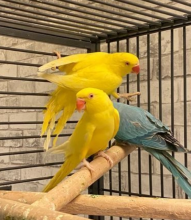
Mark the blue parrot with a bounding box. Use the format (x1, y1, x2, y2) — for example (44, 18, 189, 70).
(113, 102, 191, 198)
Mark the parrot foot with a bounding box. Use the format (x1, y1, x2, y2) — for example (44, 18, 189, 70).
(53, 51, 62, 59)
(118, 92, 141, 101)
(96, 151, 113, 167)
(51, 51, 62, 71)
(82, 159, 94, 174)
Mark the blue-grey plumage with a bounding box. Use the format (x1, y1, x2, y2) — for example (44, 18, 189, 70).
(113, 102, 191, 198)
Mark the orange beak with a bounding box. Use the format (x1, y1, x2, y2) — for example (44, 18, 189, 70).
(76, 98, 86, 112)
(132, 64, 140, 74)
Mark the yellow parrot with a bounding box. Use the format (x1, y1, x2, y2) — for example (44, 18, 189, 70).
(43, 87, 120, 192)
(38, 52, 140, 150)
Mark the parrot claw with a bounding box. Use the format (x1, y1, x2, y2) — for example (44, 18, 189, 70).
(51, 51, 62, 71)
(82, 159, 94, 174)
(118, 92, 141, 101)
(53, 51, 62, 59)
(95, 151, 113, 167)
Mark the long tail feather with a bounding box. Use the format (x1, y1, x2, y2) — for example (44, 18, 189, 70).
(52, 104, 76, 147)
(43, 116, 56, 151)
(144, 148, 191, 198)
(47, 141, 69, 155)
(43, 142, 81, 192)
(41, 87, 76, 149)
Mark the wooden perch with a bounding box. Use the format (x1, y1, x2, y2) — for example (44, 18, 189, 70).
(0, 198, 88, 220)
(1, 191, 191, 220)
(31, 144, 136, 211)
(63, 195, 191, 220)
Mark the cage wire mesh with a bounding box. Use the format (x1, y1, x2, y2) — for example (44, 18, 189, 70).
(0, 0, 191, 220)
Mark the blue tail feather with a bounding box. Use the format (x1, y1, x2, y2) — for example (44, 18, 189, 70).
(144, 148, 191, 198)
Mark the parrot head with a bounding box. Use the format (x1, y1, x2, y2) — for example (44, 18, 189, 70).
(76, 88, 111, 113)
(111, 53, 140, 76)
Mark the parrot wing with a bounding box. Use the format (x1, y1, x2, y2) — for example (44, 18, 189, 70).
(113, 102, 178, 151)
(38, 72, 96, 91)
(39, 53, 88, 72)
(38, 67, 121, 93)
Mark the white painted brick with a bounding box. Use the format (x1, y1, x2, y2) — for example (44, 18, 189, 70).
(127, 79, 178, 105)
(0, 147, 9, 164)
(22, 130, 41, 148)
(174, 126, 191, 170)
(0, 81, 7, 92)
(128, 37, 136, 54)
(34, 41, 84, 55)
(104, 171, 128, 192)
(25, 56, 48, 67)
(0, 64, 17, 77)
(174, 50, 191, 77)
(154, 50, 191, 79)
(6, 42, 36, 61)
(0, 130, 22, 147)
(8, 80, 35, 93)
(0, 36, 18, 47)
(36, 111, 45, 130)
(162, 102, 191, 126)
(152, 174, 173, 197)
(185, 25, 191, 50)
(112, 149, 152, 174)
(130, 173, 150, 195)
(179, 76, 191, 102)
(9, 112, 36, 129)
(35, 81, 56, 93)
(10, 151, 37, 165)
(20, 95, 48, 107)
(161, 29, 179, 54)
(17, 66, 38, 77)
(112, 157, 129, 173)
(12, 182, 39, 192)
(0, 114, 8, 130)
(0, 96, 20, 113)
(0, 50, 5, 60)
(21, 166, 58, 180)
(174, 126, 191, 148)
(0, 165, 21, 181)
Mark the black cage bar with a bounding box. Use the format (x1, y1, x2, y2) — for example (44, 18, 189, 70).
(0, 1, 191, 220)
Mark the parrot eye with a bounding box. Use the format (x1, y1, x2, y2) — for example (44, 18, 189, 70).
(126, 62, 130, 65)
(89, 93, 94, 99)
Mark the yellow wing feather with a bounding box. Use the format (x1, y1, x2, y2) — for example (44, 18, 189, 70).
(39, 53, 88, 72)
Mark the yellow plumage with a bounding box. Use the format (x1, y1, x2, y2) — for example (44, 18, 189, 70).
(39, 52, 139, 150)
(43, 88, 119, 192)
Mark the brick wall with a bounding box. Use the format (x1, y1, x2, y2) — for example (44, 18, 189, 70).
(0, 1, 191, 218)
(0, 36, 86, 191)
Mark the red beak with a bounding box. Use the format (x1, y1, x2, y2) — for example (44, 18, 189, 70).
(76, 98, 86, 112)
(132, 64, 140, 74)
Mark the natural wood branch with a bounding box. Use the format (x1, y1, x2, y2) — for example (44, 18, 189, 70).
(1, 191, 191, 220)
(62, 195, 191, 220)
(32, 144, 136, 211)
(0, 191, 43, 204)
(0, 198, 89, 220)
